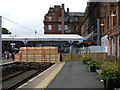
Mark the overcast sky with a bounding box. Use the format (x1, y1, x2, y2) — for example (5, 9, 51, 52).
(0, 0, 88, 35)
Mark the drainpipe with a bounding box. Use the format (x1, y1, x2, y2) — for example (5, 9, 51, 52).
(118, 26, 120, 61)
(61, 4, 64, 34)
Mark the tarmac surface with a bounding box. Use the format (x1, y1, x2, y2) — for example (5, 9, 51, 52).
(47, 61, 104, 88)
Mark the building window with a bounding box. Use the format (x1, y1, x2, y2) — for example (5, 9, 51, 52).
(48, 25, 52, 30)
(58, 25, 61, 30)
(59, 17, 61, 21)
(48, 16, 51, 21)
(113, 9, 117, 26)
(74, 26, 78, 30)
(65, 17, 68, 22)
(64, 25, 68, 30)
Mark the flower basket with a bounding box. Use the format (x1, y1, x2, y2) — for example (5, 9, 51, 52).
(99, 61, 120, 89)
(88, 59, 99, 72)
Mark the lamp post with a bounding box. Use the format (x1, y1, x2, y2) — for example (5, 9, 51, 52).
(69, 41, 72, 53)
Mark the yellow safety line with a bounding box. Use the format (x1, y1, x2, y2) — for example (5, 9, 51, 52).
(42, 62, 65, 89)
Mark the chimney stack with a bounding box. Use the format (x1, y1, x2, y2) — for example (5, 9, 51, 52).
(61, 4, 64, 34)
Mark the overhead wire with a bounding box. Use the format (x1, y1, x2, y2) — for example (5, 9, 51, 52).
(2, 17, 41, 34)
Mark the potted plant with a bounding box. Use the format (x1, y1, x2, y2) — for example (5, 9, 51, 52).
(82, 57, 91, 64)
(89, 59, 98, 72)
(94, 60, 104, 70)
(99, 61, 120, 89)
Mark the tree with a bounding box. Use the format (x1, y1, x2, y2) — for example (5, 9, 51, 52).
(2, 28, 11, 34)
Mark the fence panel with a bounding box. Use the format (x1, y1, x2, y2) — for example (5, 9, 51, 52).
(61, 53, 108, 62)
(14, 47, 109, 63)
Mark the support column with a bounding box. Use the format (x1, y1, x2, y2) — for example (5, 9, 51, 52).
(0, 16, 2, 60)
(0, 16, 2, 90)
(97, 19, 100, 46)
(83, 40, 85, 58)
(69, 41, 72, 53)
(70, 46, 72, 53)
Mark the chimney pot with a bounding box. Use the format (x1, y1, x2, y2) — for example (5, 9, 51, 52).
(67, 8, 69, 13)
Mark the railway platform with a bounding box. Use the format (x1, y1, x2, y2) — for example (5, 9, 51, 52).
(18, 61, 104, 89)
(18, 62, 65, 89)
(0, 58, 15, 66)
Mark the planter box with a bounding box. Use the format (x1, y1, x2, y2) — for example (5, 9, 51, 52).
(90, 66, 96, 72)
(104, 79, 120, 89)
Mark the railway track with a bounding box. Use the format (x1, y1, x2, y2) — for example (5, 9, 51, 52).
(2, 70, 40, 90)
(2, 63, 54, 90)
(2, 71, 24, 82)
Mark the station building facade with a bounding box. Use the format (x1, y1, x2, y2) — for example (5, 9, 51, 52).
(43, 4, 84, 35)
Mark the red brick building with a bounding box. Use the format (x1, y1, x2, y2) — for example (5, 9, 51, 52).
(80, 2, 120, 61)
(104, 2, 120, 60)
(80, 2, 106, 43)
(43, 4, 84, 34)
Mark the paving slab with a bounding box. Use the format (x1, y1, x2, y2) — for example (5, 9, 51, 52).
(47, 61, 104, 88)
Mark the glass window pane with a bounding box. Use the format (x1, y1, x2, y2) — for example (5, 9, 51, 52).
(65, 25, 68, 30)
(59, 17, 61, 21)
(48, 17, 51, 21)
(59, 25, 61, 30)
(48, 25, 52, 30)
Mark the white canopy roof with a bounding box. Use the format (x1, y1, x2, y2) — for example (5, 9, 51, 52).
(2, 34, 83, 39)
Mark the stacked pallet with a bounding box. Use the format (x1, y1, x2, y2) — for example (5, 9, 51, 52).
(14, 47, 60, 63)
